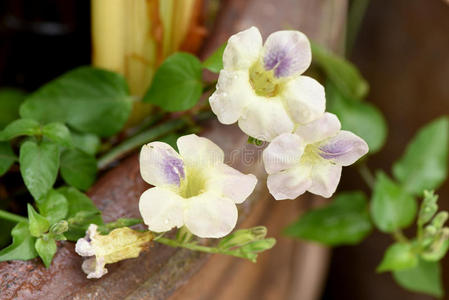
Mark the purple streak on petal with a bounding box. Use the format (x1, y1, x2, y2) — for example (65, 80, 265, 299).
(319, 140, 355, 160)
(162, 155, 185, 186)
(263, 41, 303, 78)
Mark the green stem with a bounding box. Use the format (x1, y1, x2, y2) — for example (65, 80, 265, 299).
(154, 236, 243, 259)
(393, 229, 409, 243)
(346, 0, 371, 55)
(97, 118, 187, 169)
(358, 161, 375, 190)
(0, 209, 27, 223)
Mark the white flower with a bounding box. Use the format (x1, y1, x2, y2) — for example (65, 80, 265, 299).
(75, 224, 152, 279)
(263, 113, 369, 199)
(138, 134, 257, 238)
(209, 26, 325, 141)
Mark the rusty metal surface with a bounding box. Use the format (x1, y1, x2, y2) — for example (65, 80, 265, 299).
(0, 0, 347, 299)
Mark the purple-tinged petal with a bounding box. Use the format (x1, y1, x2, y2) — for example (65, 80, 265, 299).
(267, 164, 312, 200)
(140, 142, 185, 187)
(319, 130, 369, 166)
(263, 31, 311, 78)
(294, 113, 341, 144)
(308, 162, 342, 198)
(263, 133, 304, 174)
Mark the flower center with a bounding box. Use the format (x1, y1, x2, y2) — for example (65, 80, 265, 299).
(300, 144, 324, 164)
(179, 166, 206, 198)
(249, 62, 281, 97)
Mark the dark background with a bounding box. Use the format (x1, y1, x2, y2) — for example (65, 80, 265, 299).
(0, 0, 448, 299)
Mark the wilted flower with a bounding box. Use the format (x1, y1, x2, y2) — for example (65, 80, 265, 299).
(139, 134, 257, 238)
(75, 224, 152, 279)
(263, 113, 368, 199)
(209, 26, 325, 141)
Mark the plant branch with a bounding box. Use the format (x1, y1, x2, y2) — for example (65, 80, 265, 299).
(0, 209, 27, 223)
(393, 229, 409, 243)
(97, 118, 186, 169)
(358, 161, 375, 190)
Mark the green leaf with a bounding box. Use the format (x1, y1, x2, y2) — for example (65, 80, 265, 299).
(60, 148, 97, 191)
(203, 42, 226, 73)
(20, 66, 132, 137)
(143, 52, 203, 112)
(71, 132, 101, 156)
(311, 42, 369, 100)
(42, 122, 72, 147)
(37, 190, 68, 224)
(19, 141, 60, 200)
(0, 142, 16, 176)
(58, 186, 103, 241)
(326, 82, 387, 153)
(27, 204, 50, 237)
(285, 191, 372, 246)
(0, 88, 26, 130)
(0, 118, 41, 141)
(377, 243, 418, 272)
(0, 222, 37, 262)
(393, 259, 444, 298)
(393, 117, 449, 195)
(370, 172, 417, 233)
(35, 237, 57, 268)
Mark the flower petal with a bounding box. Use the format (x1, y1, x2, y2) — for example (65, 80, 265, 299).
(140, 142, 185, 187)
(82, 257, 108, 279)
(308, 162, 342, 198)
(139, 187, 184, 232)
(263, 30, 311, 78)
(177, 134, 224, 168)
(223, 26, 263, 71)
(263, 133, 304, 174)
(184, 192, 238, 238)
(267, 164, 312, 200)
(207, 164, 257, 204)
(294, 112, 341, 144)
(238, 97, 294, 141)
(282, 76, 326, 124)
(209, 70, 255, 124)
(319, 130, 369, 166)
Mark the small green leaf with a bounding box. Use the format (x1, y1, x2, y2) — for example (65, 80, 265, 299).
(203, 42, 226, 73)
(326, 82, 387, 153)
(285, 191, 372, 246)
(377, 243, 418, 272)
(0, 222, 37, 262)
(370, 172, 417, 233)
(393, 117, 449, 195)
(20, 66, 132, 137)
(422, 239, 449, 262)
(35, 237, 57, 268)
(0, 88, 26, 129)
(311, 42, 369, 100)
(58, 186, 103, 241)
(60, 148, 97, 191)
(27, 204, 50, 237)
(37, 190, 68, 224)
(393, 259, 444, 298)
(0, 141, 16, 176)
(19, 141, 60, 200)
(42, 122, 72, 147)
(0, 118, 41, 141)
(218, 226, 267, 250)
(71, 132, 101, 156)
(143, 52, 203, 112)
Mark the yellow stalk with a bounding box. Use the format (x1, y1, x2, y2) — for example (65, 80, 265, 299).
(91, 0, 200, 126)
